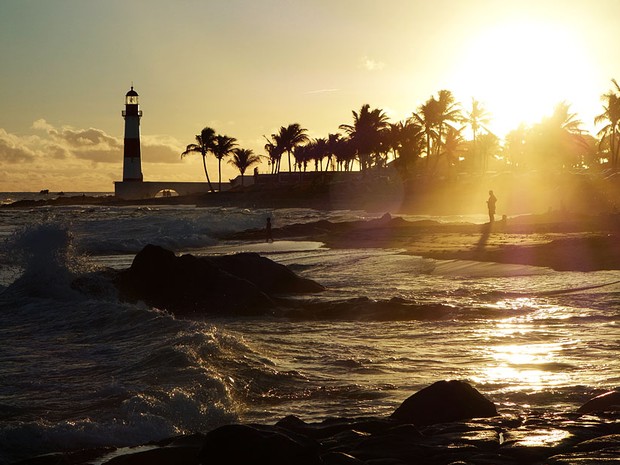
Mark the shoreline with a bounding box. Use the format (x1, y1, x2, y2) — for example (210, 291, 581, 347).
(229, 212, 620, 272)
(13, 383, 620, 465)
(5, 191, 620, 272)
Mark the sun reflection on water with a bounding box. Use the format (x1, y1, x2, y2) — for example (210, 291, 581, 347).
(472, 299, 575, 392)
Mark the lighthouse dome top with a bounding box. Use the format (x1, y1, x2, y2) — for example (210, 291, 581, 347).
(125, 86, 139, 105)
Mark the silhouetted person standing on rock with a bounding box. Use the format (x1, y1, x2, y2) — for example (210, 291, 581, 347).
(266, 217, 273, 242)
(487, 190, 497, 223)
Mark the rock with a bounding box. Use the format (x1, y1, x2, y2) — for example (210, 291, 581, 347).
(210, 252, 325, 294)
(577, 390, 620, 414)
(390, 380, 498, 426)
(198, 424, 321, 465)
(102, 445, 200, 465)
(114, 245, 324, 316)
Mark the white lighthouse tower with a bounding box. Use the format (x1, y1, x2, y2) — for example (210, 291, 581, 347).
(122, 86, 143, 182)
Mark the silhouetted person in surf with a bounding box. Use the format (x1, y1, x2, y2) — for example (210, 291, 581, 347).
(266, 217, 273, 242)
(487, 190, 497, 223)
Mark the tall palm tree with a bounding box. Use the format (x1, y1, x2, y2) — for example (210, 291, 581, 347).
(595, 79, 620, 170)
(274, 123, 309, 172)
(211, 135, 237, 191)
(410, 98, 439, 167)
(411, 90, 462, 169)
(228, 148, 262, 186)
(339, 104, 390, 171)
(181, 127, 216, 192)
(435, 90, 463, 159)
(464, 98, 492, 171)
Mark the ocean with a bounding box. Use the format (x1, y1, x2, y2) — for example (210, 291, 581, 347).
(0, 193, 619, 464)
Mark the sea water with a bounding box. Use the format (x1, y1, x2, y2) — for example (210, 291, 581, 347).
(0, 197, 618, 464)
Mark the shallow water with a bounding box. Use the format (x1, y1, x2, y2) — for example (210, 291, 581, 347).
(0, 201, 618, 463)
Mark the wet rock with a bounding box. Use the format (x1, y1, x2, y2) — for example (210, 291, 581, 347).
(390, 380, 498, 426)
(211, 251, 325, 294)
(101, 445, 201, 465)
(14, 385, 620, 465)
(320, 451, 366, 464)
(113, 245, 324, 316)
(578, 390, 620, 414)
(572, 433, 620, 452)
(546, 448, 620, 464)
(197, 424, 321, 465)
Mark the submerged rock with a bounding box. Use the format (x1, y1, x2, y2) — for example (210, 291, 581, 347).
(114, 244, 324, 316)
(390, 380, 498, 425)
(578, 390, 620, 414)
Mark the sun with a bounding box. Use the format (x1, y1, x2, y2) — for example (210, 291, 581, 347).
(449, 19, 598, 137)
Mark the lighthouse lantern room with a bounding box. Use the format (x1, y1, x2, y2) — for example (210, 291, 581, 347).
(122, 86, 143, 182)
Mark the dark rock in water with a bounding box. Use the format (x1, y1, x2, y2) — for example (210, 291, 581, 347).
(577, 390, 620, 414)
(211, 252, 325, 294)
(114, 244, 324, 316)
(390, 380, 498, 425)
(198, 424, 321, 465)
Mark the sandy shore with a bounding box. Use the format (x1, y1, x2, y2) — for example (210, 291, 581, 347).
(229, 211, 620, 272)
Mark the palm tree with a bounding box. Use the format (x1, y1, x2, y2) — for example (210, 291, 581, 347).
(410, 99, 437, 167)
(263, 136, 283, 174)
(274, 123, 309, 172)
(595, 79, 620, 170)
(339, 104, 390, 171)
(530, 101, 587, 169)
(464, 98, 492, 171)
(325, 133, 342, 171)
(435, 90, 462, 160)
(181, 126, 216, 192)
(228, 148, 262, 186)
(210, 135, 237, 191)
(476, 132, 500, 172)
(439, 126, 466, 175)
(410, 90, 462, 170)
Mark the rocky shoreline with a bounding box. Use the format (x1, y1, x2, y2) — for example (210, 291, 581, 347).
(14, 381, 620, 465)
(228, 211, 620, 272)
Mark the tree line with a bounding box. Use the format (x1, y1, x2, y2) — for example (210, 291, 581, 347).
(182, 79, 620, 191)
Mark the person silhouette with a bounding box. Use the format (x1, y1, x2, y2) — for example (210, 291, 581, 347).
(487, 190, 497, 223)
(265, 217, 273, 242)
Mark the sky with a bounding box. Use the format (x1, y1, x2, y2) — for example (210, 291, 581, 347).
(1, 0, 619, 192)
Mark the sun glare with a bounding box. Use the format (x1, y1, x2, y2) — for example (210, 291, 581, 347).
(450, 19, 598, 137)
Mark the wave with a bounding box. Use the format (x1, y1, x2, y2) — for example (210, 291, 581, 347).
(274, 296, 533, 321)
(0, 223, 290, 463)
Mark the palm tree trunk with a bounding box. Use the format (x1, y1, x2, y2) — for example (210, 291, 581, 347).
(202, 153, 214, 192)
(218, 159, 222, 191)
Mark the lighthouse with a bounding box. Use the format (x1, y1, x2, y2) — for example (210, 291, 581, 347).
(122, 86, 143, 182)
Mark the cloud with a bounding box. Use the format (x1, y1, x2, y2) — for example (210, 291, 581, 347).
(0, 129, 37, 163)
(142, 135, 184, 163)
(0, 121, 187, 190)
(27, 119, 183, 164)
(304, 88, 340, 95)
(361, 56, 385, 71)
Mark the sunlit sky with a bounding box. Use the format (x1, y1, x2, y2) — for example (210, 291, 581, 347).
(1, 0, 619, 192)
